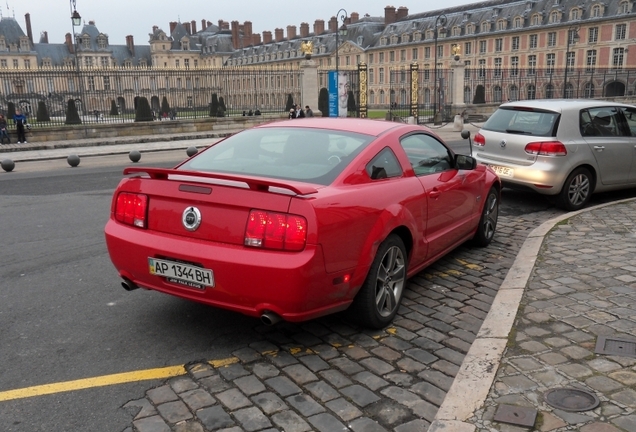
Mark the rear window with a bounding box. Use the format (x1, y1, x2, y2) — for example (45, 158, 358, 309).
(179, 127, 373, 185)
(483, 107, 559, 137)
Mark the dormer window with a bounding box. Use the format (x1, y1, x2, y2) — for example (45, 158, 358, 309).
(124, 59, 132, 67)
(426, 30, 434, 39)
(0, 38, 6, 51)
(591, 4, 601, 18)
(390, 35, 398, 44)
(513, 17, 523, 28)
(181, 40, 189, 50)
(619, 0, 630, 13)
(357, 35, 364, 45)
(82, 37, 90, 49)
(466, 24, 474, 35)
(380, 37, 387, 46)
(413, 31, 421, 41)
(452, 26, 461, 36)
(19, 38, 29, 51)
(570, 8, 580, 20)
(497, 19, 507, 31)
(531, 13, 542, 25)
(549, 11, 560, 23)
(97, 37, 107, 49)
(480, 21, 490, 33)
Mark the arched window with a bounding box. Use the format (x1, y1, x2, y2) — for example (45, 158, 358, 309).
(509, 85, 519, 101)
(513, 17, 522, 28)
(493, 85, 502, 102)
(424, 88, 431, 106)
(531, 14, 541, 26)
(549, 11, 560, 23)
(619, 1, 629, 13)
(564, 83, 574, 98)
(481, 22, 490, 33)
(591, 5, 601, 17)
(545, 83, 554, 99)
(583, 83, 594, 98)
(527, 84, 536, 100)
(380, 90, 385, 104)
(370, 91, 375, 105)
(400, 89, 407, 105)
(464, 86, 472, 103)
(570, 8, 580, 20)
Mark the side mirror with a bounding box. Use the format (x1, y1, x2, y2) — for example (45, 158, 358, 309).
(460, 129, 473, 157)
(455, 154, 477, 170)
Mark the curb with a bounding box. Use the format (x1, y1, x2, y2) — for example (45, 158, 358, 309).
(428, 196, 636, 432)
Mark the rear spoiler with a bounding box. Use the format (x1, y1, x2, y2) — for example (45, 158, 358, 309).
(123, 167, 319, 195)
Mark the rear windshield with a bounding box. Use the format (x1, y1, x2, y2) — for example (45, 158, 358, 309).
(482, 107, 559, 137)
(178, 127, 373, 186)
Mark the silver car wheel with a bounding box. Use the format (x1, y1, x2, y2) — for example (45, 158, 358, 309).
(567, 172, 591, 207)
(374, 245, 406, 317)
(482, 192, 498, 240)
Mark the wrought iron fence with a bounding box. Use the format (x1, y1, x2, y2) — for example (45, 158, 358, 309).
(463, 67, 636, 104)
(0, 67, 302, 128)
(318, 69, 360, 117)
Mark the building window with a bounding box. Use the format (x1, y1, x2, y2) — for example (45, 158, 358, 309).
(368, 53, 374, 64)
(512, 36, 519, 51)
(547, 32, 556, 47)
(103, 76, 110, 90)
(549, 11, 560, 23)
(497, 20, 506, 31)
(389, 51, 395, 62)
(509, 84, 519, 101)
(527, 84, 536, 100)
(511, 56, 519, 76)
(82, 38, 90, 49)
(566, 51, 575, 71)
(369, 68, 374, 84)
(493, 85, 502, 103)
(531, 14, 541, 26)
(588, 27, 598, 43)
(379, 67, 385, 84)
(184, 58, 190, 69)
(424, 68, 430, 80)
(0, 59, 6, 68)
(424, 47, 430, 59)
(12, 59, 18, 68)
(613, 48, 625, 69)
(586, 50, 596, 72)
(494, 58, 502, 77)
(379, 52, 385, 63)
(528, 55, 537, 75)
(529, 34, 538, 49)
(175, 59, 179, 68)
(546, 83, 554, 99)
(187, 96, 193, 108)
(464, 60, 471, 79)
(464, 42, 472, 55)
(619, 1, 629, 13)
(478, 59, 486, 78)
(87, 76, 95, 91)
(495, 38, 503, 52)
(24, 60, 30, 69)
(466, 24, 474, 35)
(98, 38, 106, 49)
(481, 21, 490, 33)
(513, 17, 522, 28)
(546, 53, 555, 74)
(584, 82, 595, 98)
(479, 40, 487, 54)
(400, 49, 406, 61)
(570, 8, 580, 20)
(437, 45, 443, 58)
(412, 48, 418, 60)
(616, 24, 627, 40)
(452, 26, 461, 36)
(591, 5, 601, 17)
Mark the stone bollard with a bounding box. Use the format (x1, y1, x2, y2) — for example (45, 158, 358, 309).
(67, 154, 80, 167)
(129, 150, 141, 163)
(453, 115, 464, 132)
(1, 159, 15, 172)
(186, 147, 198, 157)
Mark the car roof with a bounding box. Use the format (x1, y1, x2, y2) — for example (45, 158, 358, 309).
(256, 118, 405, 136)
(499, 99, 636, 113)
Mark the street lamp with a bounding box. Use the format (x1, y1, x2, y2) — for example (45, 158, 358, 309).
(433, 13, 447, 124)
(69, 0, 85, 120)
(563, 25, 579, 99)
(334, 9, 348, 77)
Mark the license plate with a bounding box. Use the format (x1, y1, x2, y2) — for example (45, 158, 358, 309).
(490, 165, 513, 178)
(148, 258, 214, 289)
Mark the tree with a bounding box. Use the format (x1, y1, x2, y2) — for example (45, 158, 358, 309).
(473, 85, 486, 104)
(65, 99, 81, 125)
(318, 88, 329, 117)
(7, 102, 15, 121)
(135, 97, 153, 122)
(209, 93, 219, 117)
(110, 100, 119, 115)
(161, 96, 170, 117)
(36, 101, 50, 122)
(347, 90, 357, 116)
(285, 94, 294, 112)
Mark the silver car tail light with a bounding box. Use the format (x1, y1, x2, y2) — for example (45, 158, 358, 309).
(524, 141, 567, 156)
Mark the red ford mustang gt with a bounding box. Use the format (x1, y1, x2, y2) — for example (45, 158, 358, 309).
(105, 118, 500, 328)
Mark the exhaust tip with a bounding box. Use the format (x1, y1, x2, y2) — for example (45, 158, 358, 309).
(260, 311, 281, 326)
(121, 278, 139, 291)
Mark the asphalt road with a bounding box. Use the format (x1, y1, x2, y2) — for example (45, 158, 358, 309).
(0, 144, 632, 432)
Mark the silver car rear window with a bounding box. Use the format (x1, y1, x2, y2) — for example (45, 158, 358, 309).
(179, 127, 373, 186)
(482, 107, 559, 137)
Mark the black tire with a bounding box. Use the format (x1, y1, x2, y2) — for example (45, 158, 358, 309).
(349, 234, 407, 329)
(473, 187, 499, 247)
(557, 167, 593, 211)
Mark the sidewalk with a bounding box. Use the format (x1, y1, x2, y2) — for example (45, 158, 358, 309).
(431, 198, 636, 432)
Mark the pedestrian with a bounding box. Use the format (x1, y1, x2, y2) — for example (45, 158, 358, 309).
(305, 105, 314, 117)
(296, 104, 305, 118)
(0, 114, 10, 144)
(288, 108, 295, 119)
(14, 108, 27, 144)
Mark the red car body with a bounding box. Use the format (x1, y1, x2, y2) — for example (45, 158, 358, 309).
(105, 118, 500, 327)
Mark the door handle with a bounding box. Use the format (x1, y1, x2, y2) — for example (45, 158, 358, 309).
(429, 190, 441, 199)
(593, 146, 605, 151)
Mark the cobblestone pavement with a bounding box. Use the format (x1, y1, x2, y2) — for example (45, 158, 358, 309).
(466, 200, 636, 432)
(119, 206, 566, 432)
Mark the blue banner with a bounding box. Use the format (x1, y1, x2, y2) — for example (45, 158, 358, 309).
(328, 71, 338, 117)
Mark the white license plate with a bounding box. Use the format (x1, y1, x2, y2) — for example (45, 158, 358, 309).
(490, 165, 514, 178)
(148, 258, 214, 289)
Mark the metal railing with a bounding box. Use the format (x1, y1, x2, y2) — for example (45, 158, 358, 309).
(0, 66, 302, 128)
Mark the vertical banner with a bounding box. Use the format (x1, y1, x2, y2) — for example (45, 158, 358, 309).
(328, 71, 349, 117)
(410, 62, 419, 120)
(358, 62, 368, 119)
(328, 71, 338, 117)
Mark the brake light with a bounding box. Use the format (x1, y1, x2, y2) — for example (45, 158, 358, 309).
(245, 210, 307, 251)
(524, 141, 567, 156)
(115, 192, 147, 228)
(474, 132, 486, 147)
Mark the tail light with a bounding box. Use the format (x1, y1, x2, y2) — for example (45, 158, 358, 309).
(474, 132, 486, 147)
(245, 210, 307, 251)
(115, 192, 148, 228)
(524, 141, 567, 156)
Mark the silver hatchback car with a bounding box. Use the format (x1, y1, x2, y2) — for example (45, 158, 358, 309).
(473, 99, 636, 210)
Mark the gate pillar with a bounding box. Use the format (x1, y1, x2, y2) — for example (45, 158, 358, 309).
(300, 59, 319, 116)
(410, 63, 419, 120)
(358, 62, 368, 118)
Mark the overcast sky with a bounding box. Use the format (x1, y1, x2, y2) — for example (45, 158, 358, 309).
(9, 0, 475, 45)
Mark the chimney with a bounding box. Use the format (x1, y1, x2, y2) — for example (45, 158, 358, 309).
(41, 31, 49, 43)
(275, 28, 284, 42)
(152, 25, 158, 33)
(65, 32, 74, 53)
(252, 34, 261, 45)
(300, 22, 309, 37)
(207, 21, 212, 28)
(191, 20, 197, 33)
(314, 19, 325, 35)
(397, 6, 409, 20)
(287, 25, 297, 40)
(350, 12, 359, 23)
(169, 21, 177, 33)
(385, 6, 397, 25)
(231, 21, 240, 49)
(263, 31, 272, 44)
(243, 21, 253, 47)
(24, 13, 33, 46)
(201, 19, 206, 31)
(329, 16, 338, 33)
(126, 35, 135, 56)
(184, 22, 191, 34)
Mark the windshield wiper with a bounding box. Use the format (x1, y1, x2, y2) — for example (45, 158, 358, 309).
(505, 129, 532, 135)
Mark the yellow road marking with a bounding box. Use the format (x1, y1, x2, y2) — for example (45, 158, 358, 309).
(455, 258, 483, 271)
(0, 357, 238, 402)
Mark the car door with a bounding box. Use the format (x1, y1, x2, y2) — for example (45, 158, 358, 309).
(400, 133, 476, 258)
(581, 107, 634, 185)
(616, 106, 636, 183)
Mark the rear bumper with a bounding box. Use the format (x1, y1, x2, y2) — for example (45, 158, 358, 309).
(104, 220, 355, 322)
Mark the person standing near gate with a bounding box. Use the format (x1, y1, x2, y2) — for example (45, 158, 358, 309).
(14, 109, 27, 144)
